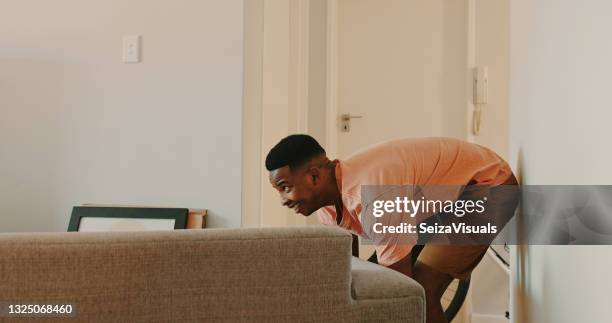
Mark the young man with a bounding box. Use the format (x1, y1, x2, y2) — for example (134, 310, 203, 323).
(266, 134, 517, 323)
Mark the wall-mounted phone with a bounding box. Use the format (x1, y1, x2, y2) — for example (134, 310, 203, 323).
(472, 67, 488, 135)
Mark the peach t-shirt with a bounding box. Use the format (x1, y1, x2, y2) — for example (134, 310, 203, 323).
(314, 137, 512, 266)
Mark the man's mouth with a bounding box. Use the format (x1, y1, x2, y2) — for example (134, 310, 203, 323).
(289, 203, 301, 213)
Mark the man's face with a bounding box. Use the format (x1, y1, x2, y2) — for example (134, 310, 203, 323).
(269, 165, 321, 216)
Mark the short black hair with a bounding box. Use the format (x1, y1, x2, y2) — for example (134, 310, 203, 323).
(265, 134, 326, 171)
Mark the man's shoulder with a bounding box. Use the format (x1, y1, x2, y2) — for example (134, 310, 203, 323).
(313, 206, 336, 226)
(345, 137, 465, 159)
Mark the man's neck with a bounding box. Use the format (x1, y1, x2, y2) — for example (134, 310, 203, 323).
(328, 160, 344, 225)
(328, 160, 342, 206)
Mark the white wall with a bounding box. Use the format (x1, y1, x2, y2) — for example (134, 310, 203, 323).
(0, 0, 244, 231)
(510, 0, 612, 322)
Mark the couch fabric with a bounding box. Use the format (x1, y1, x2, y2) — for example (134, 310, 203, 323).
(0, 226, 424, 322)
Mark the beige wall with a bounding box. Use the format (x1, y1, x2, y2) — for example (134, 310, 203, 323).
(473, 0, 509, 158)
(510, 0, 612, 322)
(0, 0, 244, 231)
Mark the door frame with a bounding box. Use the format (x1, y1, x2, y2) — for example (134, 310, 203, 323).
(325, 0, 339, 158)
(242, 0, 311, 227)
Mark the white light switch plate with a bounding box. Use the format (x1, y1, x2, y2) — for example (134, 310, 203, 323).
(122, 35, 141, 63)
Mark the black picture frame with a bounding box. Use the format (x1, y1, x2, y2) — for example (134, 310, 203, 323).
(67, 206, 189, 232)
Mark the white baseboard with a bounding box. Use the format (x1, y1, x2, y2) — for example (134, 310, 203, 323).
(471, 313, 507, 323)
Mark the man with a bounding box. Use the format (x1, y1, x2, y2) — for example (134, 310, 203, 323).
(266, 134, 517, 323)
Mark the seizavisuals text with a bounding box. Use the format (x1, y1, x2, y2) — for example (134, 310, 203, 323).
(372, 222, 497, 234)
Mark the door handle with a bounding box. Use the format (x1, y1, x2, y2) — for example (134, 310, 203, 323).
(341, 114, 363, 121)
(340, 114, 363, 132)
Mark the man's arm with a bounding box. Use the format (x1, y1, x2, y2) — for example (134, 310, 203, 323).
(334, 203, 359, 257)
(352, 234, 359, 257)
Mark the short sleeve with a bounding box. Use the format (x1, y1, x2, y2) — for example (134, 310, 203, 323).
(315, 206, 336, 226)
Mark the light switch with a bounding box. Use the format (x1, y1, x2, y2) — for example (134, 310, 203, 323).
(122, 35, 141, 63)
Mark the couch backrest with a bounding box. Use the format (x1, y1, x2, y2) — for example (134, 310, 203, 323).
(0, 226, 352, 322)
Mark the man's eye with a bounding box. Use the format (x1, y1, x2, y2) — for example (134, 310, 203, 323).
(283, 186, 292, 193)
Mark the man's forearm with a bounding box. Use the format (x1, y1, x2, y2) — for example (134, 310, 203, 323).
(352, 234, 359, 257)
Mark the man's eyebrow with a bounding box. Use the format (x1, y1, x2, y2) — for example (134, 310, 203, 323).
(275, 180, 288, 186)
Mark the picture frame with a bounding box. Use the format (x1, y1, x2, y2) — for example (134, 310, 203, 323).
(67, 206, 189, 232)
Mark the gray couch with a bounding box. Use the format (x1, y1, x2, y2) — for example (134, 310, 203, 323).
(0, 226, 424, 322)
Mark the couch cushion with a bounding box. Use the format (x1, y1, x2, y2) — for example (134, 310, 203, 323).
(351, 257, 424, 300)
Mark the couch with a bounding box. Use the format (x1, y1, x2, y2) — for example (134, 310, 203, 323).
(0, 226, 424, 322)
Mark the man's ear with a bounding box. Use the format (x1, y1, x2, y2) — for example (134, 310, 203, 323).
(308, 166, 321, 185)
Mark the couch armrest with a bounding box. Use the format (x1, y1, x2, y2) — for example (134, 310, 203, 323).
(351, 257, 424, 300)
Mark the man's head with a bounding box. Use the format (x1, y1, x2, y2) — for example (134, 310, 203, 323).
(266, 134, 338, 216)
